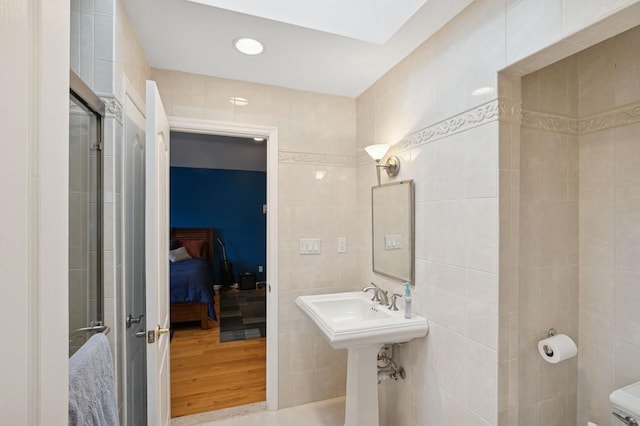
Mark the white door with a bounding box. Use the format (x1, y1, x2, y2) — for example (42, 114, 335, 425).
(145, 80, 171, 425)
(123, 92, 147, 426)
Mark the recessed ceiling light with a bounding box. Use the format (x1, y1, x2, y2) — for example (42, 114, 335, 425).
(253, 137, 265, 142)
(234, 37, 264, 56)
(472, 86, 495, 96)
(229, 97, 249, 106)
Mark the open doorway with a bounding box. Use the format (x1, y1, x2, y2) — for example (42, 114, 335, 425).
(168, 130, 270, 417)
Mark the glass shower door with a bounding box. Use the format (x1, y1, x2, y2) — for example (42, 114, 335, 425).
(68, 72, 105, 357)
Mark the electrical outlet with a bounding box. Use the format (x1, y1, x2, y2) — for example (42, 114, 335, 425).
(258, 265, 263, 273)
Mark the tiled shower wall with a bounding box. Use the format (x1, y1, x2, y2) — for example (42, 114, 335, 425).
(515, 25, 640, 426)
(71, 0, 151, 415)
(576, 26, 640, 426)
(71, 0, 114, 94)
(70, 0, 123, 412)
(519, 55, 580, 426)
(149, 68, 360, 408)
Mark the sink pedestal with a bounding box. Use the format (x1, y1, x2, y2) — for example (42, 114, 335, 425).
(345, 345, 380, 426)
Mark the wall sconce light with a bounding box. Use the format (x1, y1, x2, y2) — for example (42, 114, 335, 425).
(365, 144, 400, 186)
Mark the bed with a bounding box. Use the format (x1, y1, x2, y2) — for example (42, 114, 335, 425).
(169, 227, 216, 329)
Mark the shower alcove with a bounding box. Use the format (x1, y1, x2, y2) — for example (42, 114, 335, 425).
(498, 24, 640, 426)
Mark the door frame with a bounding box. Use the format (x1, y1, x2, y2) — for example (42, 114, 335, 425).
(169, 116, 279, 410)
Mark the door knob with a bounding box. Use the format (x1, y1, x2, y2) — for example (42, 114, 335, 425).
(144, 326, 171, 344)
(126, 314, 144, 328)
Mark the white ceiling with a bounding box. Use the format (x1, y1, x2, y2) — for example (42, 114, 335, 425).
(122, 0, 473, 97)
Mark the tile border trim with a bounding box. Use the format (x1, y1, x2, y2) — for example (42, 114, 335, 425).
(278, 99, 640, 167)
(396, 99, 503, 152)
(278, 151, 357, 167)
(578, 100, 640, 134)
(521, 100, 640, 135)
(521, 111, 578, 134)
(354, 98, 519, 165)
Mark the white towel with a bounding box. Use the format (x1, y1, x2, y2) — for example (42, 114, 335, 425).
(69, 333, 119, 426)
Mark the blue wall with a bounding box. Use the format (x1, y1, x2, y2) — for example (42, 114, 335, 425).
(170, 167, 266, 284)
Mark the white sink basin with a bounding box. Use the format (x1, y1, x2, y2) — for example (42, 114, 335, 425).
(296, 291, 428, 349)
(296, 291, 429, 426)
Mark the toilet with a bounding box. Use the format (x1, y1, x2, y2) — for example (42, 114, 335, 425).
(610, 380, 640, 426)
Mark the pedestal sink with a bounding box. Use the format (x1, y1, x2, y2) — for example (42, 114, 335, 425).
(295, 291, 429, 426)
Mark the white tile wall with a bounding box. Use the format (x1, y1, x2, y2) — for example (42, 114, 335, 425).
(576, 26, 640, 426)
(513, 24, 640, 426)
(506, 0, 563, 65)
(106, 0, 640, 424)
(151, 68, 358, 409)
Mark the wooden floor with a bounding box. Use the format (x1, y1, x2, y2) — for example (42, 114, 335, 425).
(170, 290, 266, 418)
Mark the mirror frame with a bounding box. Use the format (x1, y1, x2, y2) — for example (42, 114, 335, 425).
(371, 179, 415, 284)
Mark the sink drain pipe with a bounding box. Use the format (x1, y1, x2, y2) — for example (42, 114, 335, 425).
(377, 344, 406, 383)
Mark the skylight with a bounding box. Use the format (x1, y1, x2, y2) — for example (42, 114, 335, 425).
(186, 0, 429, 44)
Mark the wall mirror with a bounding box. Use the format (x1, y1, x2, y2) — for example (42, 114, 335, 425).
(371, 180, 414, 284)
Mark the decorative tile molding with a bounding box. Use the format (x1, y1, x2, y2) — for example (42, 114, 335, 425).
(521, 100, 640, 135)
(578, 100, 640, 134)
(282, 99, 640, 168)
(278, 151, 357, 167)
(521, 110, 579, 134)
(397, 99, 502, 151)
(354, 98, 520, 165)
(100, 95, 123, 122)
(498, 97, 523, 123)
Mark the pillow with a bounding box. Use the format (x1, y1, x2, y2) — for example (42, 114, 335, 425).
(180, 239, 207, 258)
(169, 246, 191, 262)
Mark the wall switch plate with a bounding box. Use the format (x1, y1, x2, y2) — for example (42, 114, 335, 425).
(258, 265, 263, 273)
(384, 234, 403, 250)
(337, 237, 347, 253)
(299, 238, 321, 254)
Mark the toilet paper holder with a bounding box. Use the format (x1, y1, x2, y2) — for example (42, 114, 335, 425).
(543, 328, 557, 357)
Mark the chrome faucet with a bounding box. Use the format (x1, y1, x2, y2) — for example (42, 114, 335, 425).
(362, 282, 388, 306)
(377, 289, 389, 306)
(362, 282, 381, 302)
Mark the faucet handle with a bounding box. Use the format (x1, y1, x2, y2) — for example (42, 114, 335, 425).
(388, 293, 403, 311)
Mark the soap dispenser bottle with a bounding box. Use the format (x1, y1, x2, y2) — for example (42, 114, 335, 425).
(404, 282, 412, 319)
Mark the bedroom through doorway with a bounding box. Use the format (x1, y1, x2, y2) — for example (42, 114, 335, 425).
(168, 131, 269, 418)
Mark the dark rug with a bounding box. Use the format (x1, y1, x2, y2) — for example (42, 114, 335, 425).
(219, 289, 266, 342)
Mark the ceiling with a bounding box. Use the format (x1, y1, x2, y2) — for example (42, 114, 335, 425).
(122, 0, 473, 98)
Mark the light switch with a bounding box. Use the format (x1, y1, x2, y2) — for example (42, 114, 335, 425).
(385, 234, 402, 250)
(337, 237, 347, 253)
(300, 238, 321, 254)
